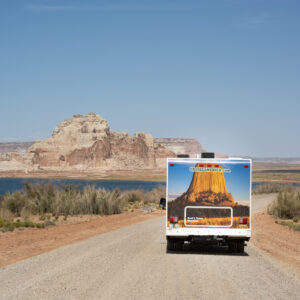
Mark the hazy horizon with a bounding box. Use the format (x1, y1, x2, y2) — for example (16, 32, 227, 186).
(1, 0, 300, 157)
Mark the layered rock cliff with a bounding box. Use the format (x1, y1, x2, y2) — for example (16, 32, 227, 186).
(24, 113, 175, 170)
(154, 138, 205, 157)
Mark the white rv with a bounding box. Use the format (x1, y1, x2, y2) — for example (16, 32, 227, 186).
(166, 153, 252, 252)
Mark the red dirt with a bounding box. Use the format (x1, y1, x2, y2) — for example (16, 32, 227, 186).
(252, 212, 300, 272)
(0, 210, 164, 267)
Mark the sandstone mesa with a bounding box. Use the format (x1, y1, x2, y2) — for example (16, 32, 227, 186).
(0, 113, 175, 173)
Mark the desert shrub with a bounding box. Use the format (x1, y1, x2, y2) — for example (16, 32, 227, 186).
(24, 182, 56, 215)
(268, 187, 300, 218)
(122, 185, 165, 206)
(0, 208, 14, 222)
(143, 185, 165, 204)
(124, 191, 143, 203)
(44, 220, 56, 227)
(0, 182, 164, 218)
(2, 191, 26, 216)
(252, 183, 294, 194)
(1, 225, 14, 232)
(36, 223, 45, 228)
(0, 219, 55, 233)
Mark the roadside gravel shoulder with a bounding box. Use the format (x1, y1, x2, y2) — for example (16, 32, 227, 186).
(0, 210, 164, 267)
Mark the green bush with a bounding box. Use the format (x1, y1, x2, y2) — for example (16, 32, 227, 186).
(268, 188, 300, 219)
(44, 220, 55, 227)
(2, 192, 26, 216)
(1, 225, 14, 232)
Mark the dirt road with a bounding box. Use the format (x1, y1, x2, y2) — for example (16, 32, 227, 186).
(1, 194, 299, 299)
(1, 220, 299, 299)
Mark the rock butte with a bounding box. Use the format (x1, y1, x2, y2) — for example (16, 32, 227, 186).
(17, 113, 175, 171)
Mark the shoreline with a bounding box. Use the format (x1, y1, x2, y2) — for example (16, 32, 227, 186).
(1, 174, 299, 184)
(0, 171, 166, 182)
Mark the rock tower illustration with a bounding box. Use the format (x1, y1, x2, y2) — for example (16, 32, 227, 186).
(185, 163, 234, 205)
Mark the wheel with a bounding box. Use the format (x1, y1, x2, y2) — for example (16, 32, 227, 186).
(237, 242, 245, 253)
(228, 242, 237, 253)
(167, 239, 175, 251)
(174, 240, 183, 251)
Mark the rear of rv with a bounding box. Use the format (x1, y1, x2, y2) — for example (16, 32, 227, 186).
(166, 158, 252, 252)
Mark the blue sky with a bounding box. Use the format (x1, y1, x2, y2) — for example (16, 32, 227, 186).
(168, 160, 251, 202)
(1, 0, 300, 157)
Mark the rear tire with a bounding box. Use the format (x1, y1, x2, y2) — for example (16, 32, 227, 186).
(237, 242, 245, 253)
(228, 241, 245, 253)
(174, 240, 183, 251)
(167, 239, 175, 251)
(228, 243, 236, 253)
(167, 239, 183, 251)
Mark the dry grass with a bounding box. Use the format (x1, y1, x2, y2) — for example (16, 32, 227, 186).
(0, 182, 165, 221)
(252, 183, 294, 194)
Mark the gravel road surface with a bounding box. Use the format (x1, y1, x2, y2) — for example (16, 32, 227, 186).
(1, 194, 299, 300)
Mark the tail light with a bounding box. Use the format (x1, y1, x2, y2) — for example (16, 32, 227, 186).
(170, 217, 178, 223)
(239, 217, 248, 224)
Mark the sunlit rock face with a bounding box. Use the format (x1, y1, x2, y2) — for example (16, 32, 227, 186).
(24, 113, 175, 170)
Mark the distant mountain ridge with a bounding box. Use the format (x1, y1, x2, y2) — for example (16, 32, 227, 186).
(0, 142, 34, 157)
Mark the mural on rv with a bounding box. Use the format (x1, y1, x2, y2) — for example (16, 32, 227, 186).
(167, 161, 250, 228)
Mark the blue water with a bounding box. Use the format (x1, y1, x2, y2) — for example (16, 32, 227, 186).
(0, 178, 298, 196)
(0, 178, 166, 196)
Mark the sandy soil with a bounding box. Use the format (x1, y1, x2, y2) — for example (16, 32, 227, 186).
(0, 210, 164, 267)
(251, 212, 300, 272)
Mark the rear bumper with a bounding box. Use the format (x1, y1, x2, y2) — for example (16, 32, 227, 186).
(166, 228, 251, 238)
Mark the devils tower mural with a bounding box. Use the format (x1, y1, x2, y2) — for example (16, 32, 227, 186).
(167, 162, 250, 228)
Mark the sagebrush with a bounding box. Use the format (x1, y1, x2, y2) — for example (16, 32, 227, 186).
(0, 182, 165, 220)
(268, 187, 300, 218)
(252, 183, 294, 194)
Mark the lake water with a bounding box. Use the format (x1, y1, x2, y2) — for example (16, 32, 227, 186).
(0, 178, 166, 196)
(0, 178, 298, 196)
